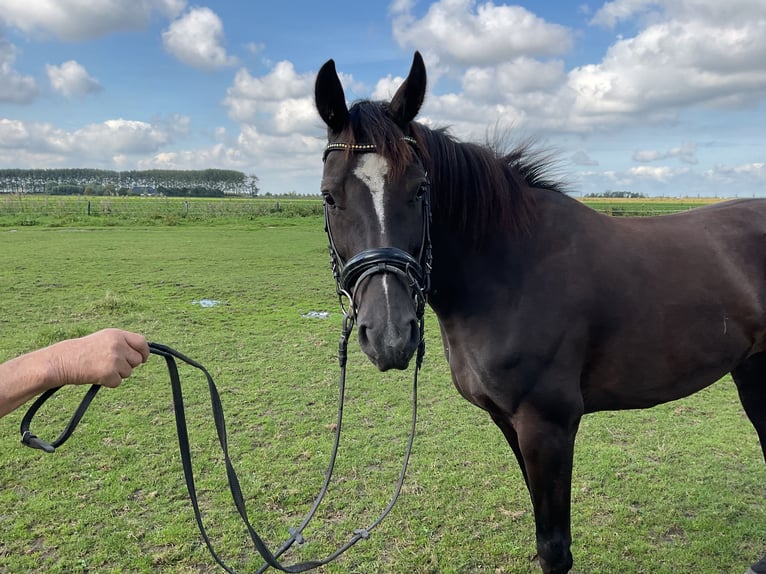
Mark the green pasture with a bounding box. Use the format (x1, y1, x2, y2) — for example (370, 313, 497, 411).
(0, 195, 323, 228)
(1, 212, 765, 573)
(0, 194, 725, 229)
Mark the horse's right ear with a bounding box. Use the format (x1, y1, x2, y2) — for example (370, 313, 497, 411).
(315, 59, 349, 133)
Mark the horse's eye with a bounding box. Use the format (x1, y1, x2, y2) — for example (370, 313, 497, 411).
(415, 182, 428, 201)
(323, 193, 336, 208)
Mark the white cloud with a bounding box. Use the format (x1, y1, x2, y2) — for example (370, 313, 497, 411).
(592, 0, 766, 28)
(461, 57, 565, 101)
(74, 119, 171, 154)
(0, 117, 183, 164)
(590, 0, 660, 28)
(398, 1, 766, 137)
(0, 0, 186, 41)
(571, 150, 599, 166)
(223, 61, 315, 126)
(633, 142, 698, 164)
(273, 98, 319, 134)
(392, 0, 573, 66)
(0, 35, 38, 103)
(573, 158, 766, 198)
(567, 16, 766, 127)
(136, 126, 326, 195)
(707, 162, 766, 183)
(162, 7, 237, 71)
(628, 165, 684, 182)
(372, 74, 406, 100)
(46, 60, 102, 97)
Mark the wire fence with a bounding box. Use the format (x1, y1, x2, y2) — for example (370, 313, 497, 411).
(0, 193, 715, 225)
(0, 195, 323, 224)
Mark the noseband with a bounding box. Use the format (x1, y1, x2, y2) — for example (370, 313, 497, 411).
(322, 137, 433, 327)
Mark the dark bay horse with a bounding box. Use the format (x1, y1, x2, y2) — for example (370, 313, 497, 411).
(314, 51, 766, 574)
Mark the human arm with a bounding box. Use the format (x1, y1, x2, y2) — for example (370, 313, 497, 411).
(0, 329, 150, 419)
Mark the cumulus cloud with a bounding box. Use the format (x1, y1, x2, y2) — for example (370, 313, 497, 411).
(589, 0, 660, 28)
(0, 116, 184, 165)
(223, 61, 315, 132)
(0, 34, 38, 103)
(570, 0, 766, 127)
(135, 124, 326, 195)
(162, 7, 237, 70)
(592, 0, 766, 28)
(392, 0, 573, 66)
(389, 0, 766, 137)
(461, 57, 565, 101)
(571, 150, 599, 166)
(571, 21, 766, 118)
(46, 60, 102, 97)
(0, 0, 185, 41)
(633, 142, 698, 164)
(707, 162, 766, 183)
(392, 0, 572, 72)
(628, 165, 686, 182)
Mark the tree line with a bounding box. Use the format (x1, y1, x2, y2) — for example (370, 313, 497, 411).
(584, 190, 646, 198)
(0, 168, 259, 197)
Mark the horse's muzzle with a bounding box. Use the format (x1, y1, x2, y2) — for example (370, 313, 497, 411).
(340, 247, 427, 371)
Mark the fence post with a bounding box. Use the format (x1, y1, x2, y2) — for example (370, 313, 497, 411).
(87, 200, 91, 216)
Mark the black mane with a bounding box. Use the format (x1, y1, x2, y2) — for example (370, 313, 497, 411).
(345, 99, 567, 246)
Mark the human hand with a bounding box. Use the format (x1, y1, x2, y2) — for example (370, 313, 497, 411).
(52, 329, 150, 388)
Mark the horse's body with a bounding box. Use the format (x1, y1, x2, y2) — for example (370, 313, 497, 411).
(315, 52, 766, 574)
(437, 193, 766, 415)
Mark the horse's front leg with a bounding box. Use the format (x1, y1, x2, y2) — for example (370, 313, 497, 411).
(511, 396, 582, 574)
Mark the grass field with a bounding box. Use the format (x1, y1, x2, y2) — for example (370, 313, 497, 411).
(0, 194, 725, 228)
(1, 208, 765, 573)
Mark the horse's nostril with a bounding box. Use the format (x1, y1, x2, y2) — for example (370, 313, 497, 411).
(357, 324, 369, 346)
(409, 319, 420, 347)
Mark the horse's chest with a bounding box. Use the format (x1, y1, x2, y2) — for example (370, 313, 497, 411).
(439, 328, 516, 410)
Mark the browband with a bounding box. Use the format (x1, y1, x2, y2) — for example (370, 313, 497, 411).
(322, 136, 417, 162)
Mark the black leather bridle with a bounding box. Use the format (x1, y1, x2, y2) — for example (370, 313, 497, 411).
(323, 136, 433, 338)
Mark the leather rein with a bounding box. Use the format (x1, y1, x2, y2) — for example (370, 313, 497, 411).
(17, 138, 431, 573)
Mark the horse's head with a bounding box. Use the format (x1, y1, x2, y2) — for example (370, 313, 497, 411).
(315, 52, 430, 371)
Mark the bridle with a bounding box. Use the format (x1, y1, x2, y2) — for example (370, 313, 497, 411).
(15, 138, 432, 574)
(323, 135, 433, 350)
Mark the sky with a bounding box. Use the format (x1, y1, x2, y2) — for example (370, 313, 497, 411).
(0, 0, 765, 197)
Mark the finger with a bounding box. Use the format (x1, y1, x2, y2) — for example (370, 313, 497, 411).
(123, 331, 150, 362)
(102, 370, 124, 388)
(123, 346, 146, 369)
(115, 358, 134, 382)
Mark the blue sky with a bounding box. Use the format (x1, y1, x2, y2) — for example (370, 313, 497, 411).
(1, 0, 765, 197)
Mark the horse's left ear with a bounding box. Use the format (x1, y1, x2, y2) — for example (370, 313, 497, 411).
(389, 51, 427, 128)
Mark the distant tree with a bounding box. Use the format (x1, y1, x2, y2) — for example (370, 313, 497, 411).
(585, 190, 646, 199)
(0, 168, 257, 197)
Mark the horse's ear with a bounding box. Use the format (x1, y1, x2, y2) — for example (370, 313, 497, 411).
(389, 51, 427, 128)
(315, 59, 349, 133)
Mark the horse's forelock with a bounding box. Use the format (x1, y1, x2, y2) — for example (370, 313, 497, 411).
(344, 101, 417, 179)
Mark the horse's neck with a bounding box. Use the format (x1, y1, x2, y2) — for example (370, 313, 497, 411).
(427, 188, 590, 318)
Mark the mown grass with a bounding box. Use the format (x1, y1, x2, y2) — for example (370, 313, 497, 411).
(1, 212, 764, 574)
(579, 197, 723, 217)
(0, 195, 323, 228)
(0, 194, 723, 229)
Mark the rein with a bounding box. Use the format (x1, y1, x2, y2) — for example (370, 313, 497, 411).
(18, 136, 430, 573)
(19, 334, 420, 572)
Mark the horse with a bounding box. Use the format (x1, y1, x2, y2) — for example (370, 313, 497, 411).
(314, 51, 766, 574)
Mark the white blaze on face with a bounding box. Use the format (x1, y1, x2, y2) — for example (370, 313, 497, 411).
(353, 153, 394, 322)
(353, 154, 389, 239)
